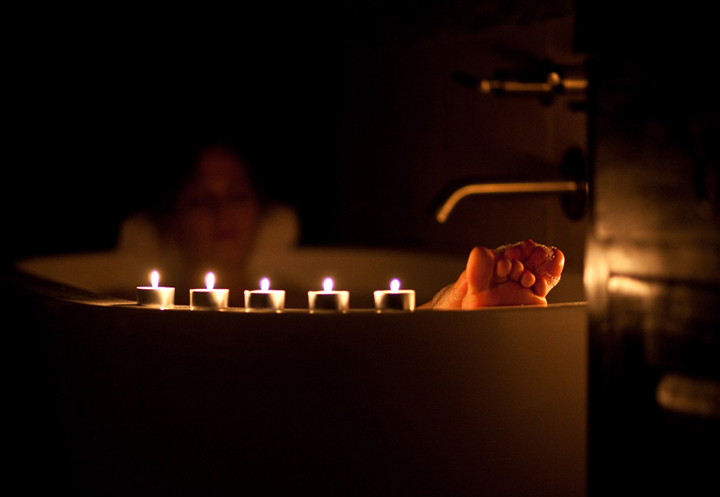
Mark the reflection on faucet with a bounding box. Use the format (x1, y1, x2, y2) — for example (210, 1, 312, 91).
(478, 71, 588, 95)
(453, 67, 588, 107)
(435, 180, 587, 223)
(435, 147, 589, 223)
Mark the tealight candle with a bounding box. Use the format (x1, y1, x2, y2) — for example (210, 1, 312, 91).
(308, 277, 349, 313)
(374, 278, 415, 312)
(244, 277, 285, 312)
(190, 272, 229, 309)
(136, 270, 175, 307)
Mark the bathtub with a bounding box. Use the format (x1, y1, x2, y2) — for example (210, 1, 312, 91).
(8, 264, 588, 496)
(16, 246, 586, 308)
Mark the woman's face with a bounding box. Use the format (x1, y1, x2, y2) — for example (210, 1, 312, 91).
(168, 146, 260, 267)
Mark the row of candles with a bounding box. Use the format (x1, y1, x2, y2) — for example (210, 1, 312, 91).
(137, 271, 416, 312)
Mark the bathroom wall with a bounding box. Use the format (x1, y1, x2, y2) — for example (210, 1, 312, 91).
(5, 2, 587, 279)
(334, 2, 587, 274)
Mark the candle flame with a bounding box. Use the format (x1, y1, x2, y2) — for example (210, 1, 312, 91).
(206, 272, 216, 290)
(323, 277, 334, 292)
(150, 270, 160, 288)
(390, 278, 401, 292)
(260, 277, 270, 291)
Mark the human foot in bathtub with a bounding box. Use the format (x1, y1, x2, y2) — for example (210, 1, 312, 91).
(420, 240, 564, 309)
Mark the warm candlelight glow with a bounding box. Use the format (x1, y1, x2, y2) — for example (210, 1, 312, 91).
(151, 270, 160, 289)
(137, 269, 175, 307)
(374, 278, 415, 312)
(245, 278, 285, 312)
(190, 273, 228, 309)
(309, 277, 348, 312)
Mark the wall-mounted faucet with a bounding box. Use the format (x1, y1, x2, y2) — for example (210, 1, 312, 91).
(435, 180, 587, 223)
(478, 71, 586, 96)
(434, 148, 588, 223)
(453, 64, 587, 107)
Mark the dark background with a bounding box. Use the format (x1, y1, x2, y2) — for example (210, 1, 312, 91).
(5, 1, 585, 265)
(6, 3, 344, 259)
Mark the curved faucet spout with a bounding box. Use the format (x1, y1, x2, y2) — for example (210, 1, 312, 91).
(435, 180, 587, 223)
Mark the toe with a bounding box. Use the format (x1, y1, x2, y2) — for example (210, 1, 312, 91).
(527, 245, 551, 268)
(520, 270, 535, 288)
(466, 246, 496, 295)
(495, 258, 512, 280)
(533, 276, 549, 297)
(508, 259, 524, 281)
(462, 246, 498, 309)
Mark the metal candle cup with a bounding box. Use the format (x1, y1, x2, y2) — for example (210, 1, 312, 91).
(136, 270, 175, 307)
(308, 278, 349, 313)
(190, 272, 229, 310)
(244, 278, 285, 312)
(374, 279, 415, 312)
(190, 289, 229, 309)
(137, 287, 175, 307)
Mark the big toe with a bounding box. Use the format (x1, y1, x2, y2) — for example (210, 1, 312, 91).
(462, 246, 497, 308)
(466, 246, 496, 295)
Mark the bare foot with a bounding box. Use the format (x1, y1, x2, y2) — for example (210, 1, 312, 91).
(420, 240, 565, 309)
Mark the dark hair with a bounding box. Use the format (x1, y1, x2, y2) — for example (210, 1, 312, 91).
(142, 129, 268, 221)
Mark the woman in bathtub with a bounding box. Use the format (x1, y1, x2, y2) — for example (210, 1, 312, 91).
(154, 140, 565, 309)
(151, 140, 565, 309)
(123, 135, 565, 309)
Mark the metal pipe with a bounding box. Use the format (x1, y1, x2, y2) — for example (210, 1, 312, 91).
(435, 180, 587, 223)
(478, 72, 588, 96)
